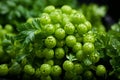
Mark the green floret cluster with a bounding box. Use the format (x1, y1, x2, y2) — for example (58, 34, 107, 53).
(1, 5, 116, 80)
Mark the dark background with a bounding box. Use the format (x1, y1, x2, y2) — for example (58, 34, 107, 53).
(78, 0, 120, 22)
